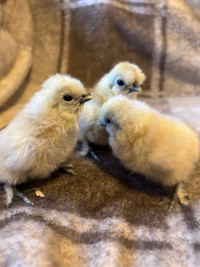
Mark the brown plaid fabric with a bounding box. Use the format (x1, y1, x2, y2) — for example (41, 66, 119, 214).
(0, 0, 200, 266)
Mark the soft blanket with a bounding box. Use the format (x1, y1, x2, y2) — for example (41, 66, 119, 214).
(0, 0, 200, 266)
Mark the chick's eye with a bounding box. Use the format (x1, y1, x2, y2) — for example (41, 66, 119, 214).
(106, 119, 111, 124)
(133, 81, 138, 87)
(63, 95, 73, 101)
(117, 79, 125, 86)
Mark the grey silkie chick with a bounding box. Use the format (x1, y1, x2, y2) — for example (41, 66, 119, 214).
(0, 74, 92, 206)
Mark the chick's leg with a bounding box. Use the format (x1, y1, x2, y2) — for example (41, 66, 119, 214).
(4, 184, 34, 207)
(176, 182, 189, 206)
(4, 184, 14, 207)
(89, 148, 100, 161)
(79, 140, 90, 157)
(79, 140, 100, 161)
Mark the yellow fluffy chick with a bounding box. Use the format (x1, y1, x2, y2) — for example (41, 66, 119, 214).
(78, 61, 146, 159)
(99, 95, 199, 207)
(0, 74, 92, 206)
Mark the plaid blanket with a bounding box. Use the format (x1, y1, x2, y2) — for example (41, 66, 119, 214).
(0, 0, 200, 266)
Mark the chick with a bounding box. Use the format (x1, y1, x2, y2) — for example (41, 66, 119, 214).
(78, 61, 146, 160)
(0, 74, 92, 206)
(99, 95, 199, 208)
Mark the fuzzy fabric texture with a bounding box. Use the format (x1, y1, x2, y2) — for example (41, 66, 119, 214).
(0, 0, 200, 266)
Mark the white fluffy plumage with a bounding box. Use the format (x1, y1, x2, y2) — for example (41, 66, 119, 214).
(99, 95, 199, 206)
(0, 73, 92, 206)
(78, 61, 146, 157)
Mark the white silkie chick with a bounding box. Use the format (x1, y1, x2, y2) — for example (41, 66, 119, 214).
(99, 95, 199, 208)
(0, 74, 92, 206)
(78, 61, 146, 160)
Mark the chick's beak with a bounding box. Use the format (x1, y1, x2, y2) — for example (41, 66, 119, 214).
(99, 121, 106, 126)
(128, 86, 140, 92)
(79, 94, 93, 104)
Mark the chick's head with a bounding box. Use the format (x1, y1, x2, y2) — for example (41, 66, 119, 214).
(99, 95, 134, 137)
(27, 74, 92, 117)
(99, 95, 151, 139)
(108, 62, 146, 97)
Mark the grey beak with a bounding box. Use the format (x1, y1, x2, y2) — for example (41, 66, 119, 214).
(79, 94, 93, 104)
(128, 86, 140, 92)
(99, 121, 106, 126)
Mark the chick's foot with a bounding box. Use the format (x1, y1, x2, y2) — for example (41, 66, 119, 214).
(159, 195, 179, 211)
(4, 184, 38, 207)
(159, 183, 189, 210)
(61, 164, 76, 175)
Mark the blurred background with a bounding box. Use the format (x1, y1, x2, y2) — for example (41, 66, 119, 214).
(0, 0, 200, 128)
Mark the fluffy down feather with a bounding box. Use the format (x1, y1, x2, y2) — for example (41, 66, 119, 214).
(78, 61, 146, 157)
(99, 95, 199, 206)
(0, 73, 92, 205)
